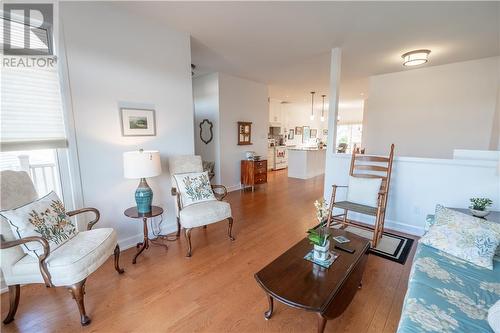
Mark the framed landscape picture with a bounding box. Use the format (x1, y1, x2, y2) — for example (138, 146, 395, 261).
(120, 108, 156, 136)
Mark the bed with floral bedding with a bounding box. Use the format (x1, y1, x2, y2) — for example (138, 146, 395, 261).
(397, 213, 500, 333)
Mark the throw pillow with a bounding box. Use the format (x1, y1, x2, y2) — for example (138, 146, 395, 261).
(489, 300, 500, 333)
(434, 205, 500, 258)
(174, 171, 216, 208)
(420, 207, 499, 269)
(0, 191, 78, 258)
(346, 176, 382, 207)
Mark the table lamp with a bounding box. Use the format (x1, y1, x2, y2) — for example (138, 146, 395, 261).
(123, 149, 162, 214)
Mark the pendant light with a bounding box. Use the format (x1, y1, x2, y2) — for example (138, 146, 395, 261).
(310, 91, 315, 120)
(320, 94, 326, 122)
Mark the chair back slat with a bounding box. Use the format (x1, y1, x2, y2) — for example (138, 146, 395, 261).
(354, 165, 388, 172)
(351, 173, 387, 180)
(354, 155, 389, 163)
(349, 144, 395, 198)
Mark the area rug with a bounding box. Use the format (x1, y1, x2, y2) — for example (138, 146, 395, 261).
(318, 223, 414, 265)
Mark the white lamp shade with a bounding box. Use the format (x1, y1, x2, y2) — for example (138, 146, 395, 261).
(123, 150, 162, 179)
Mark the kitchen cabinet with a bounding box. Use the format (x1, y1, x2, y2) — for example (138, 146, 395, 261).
(269, 99, 287, 126)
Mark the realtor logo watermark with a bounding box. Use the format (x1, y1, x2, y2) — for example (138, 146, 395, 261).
(2, 3, 56, 67)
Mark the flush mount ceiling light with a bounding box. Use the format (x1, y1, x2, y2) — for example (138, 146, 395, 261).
(310, 91, 315, 120)
(402, 49, 431, 67)
(320, 94, 326, 122)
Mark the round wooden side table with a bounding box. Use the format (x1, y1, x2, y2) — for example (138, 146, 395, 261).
(124, 205, 166, 264)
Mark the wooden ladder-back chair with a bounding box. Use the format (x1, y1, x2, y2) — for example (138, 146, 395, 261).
(326, 144, 395, 247)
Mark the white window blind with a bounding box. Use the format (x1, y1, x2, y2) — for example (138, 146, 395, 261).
(1, 18, 67, 151)
(1, 60, 67, 151)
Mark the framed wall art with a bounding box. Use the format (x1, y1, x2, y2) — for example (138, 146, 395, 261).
(237, 121, 252, 145)
(302, 126, 310, 143)
(310, 129, 317, 138)
(295, 126, 303, 135)
(120, 108, 156, 136)
(288, 129, 294, 140)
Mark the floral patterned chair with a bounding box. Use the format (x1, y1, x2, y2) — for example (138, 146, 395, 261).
(169, 155, 234, 257)
(0, 170, 124, 326)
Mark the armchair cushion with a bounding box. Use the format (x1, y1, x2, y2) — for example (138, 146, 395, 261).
(1, 191, 78, 258)
(346, 176, 382, 208)
(9, 228, 116, 286)
(174, 171, 216, 208)
(179, 201, 231, 228)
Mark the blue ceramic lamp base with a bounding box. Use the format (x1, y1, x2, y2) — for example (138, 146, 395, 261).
(135, 178, 153, 214)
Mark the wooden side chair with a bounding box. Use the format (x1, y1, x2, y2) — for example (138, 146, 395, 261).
(0, 170, 124, 326)
(326, 144, 395, 247)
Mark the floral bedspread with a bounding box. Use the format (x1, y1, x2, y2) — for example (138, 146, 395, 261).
(397, 244, 500, 333)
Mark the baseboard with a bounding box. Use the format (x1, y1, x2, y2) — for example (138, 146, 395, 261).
(345, 212, 425, 236)
(118, 224, 178, 251)
(227, 184, 242, 192)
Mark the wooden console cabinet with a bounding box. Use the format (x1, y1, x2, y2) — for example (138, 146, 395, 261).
(241, 160, 267, 191)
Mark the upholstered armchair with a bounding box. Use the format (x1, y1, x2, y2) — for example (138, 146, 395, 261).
(169, 155, 235, 257)
(0, 170, 124, 326)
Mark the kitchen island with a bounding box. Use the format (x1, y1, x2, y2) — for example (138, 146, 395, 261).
(287, 147, 326, 179)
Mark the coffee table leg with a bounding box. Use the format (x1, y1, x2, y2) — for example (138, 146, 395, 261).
(264, 295, 274, 320)
(317, 314, 327, 333)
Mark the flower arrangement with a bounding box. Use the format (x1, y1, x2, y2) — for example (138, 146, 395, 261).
(314, 198, 329, 225)
(469, 198, 493, 211)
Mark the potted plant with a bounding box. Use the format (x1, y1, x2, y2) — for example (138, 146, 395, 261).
(469, 197, 493, 218)
(307, 228, 331, 261)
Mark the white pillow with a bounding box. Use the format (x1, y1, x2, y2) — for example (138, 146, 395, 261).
(346, 176, 382, 207)
(173, 171, 216, 208)
(489, 300, 500, 333)
(420, 206, 499, 269)
(0, 191, 78, 258)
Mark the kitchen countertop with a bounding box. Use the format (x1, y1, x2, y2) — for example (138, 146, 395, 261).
(287, 147, 326, 151)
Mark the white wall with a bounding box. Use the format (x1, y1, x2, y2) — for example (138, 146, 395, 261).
(61, 2, 194, 247)
(193, 73, 221, 184)
(283, 102, 329, 145)
(363, 57, 499, 158)
(324, 154, 500, 236)
(218, 73, 268, 190)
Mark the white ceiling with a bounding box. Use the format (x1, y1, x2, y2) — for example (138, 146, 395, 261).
(122, 1, 499, 108)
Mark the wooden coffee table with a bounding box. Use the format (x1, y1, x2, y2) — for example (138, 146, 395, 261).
(254, 228, 370, 333)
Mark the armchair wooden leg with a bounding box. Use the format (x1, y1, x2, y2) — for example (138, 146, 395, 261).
(3, 284, 20, 324)
(228, 217, 235, 241)
(176, 217, 181, 237)
(185, 228, 192, 257)
(114, 244, 125, 274)
(68, 279, 91, 326)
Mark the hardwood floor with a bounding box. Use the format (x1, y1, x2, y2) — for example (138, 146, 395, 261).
(1, 170, 416, 333)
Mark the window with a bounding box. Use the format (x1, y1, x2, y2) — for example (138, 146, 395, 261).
(1, 14, 68, 201)
(336, 124, 362, 153)
(0, 149, 62, 197)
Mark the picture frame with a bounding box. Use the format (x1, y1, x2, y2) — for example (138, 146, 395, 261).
(310, 129, 317, 138)
(288, 129, 294, 140)
(302, 126, 310, 143)
(295, 126, 303, 135)
(237, 121, 252, 145)
(120, 108, 156, 136)
(323, 129, 328, 135)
